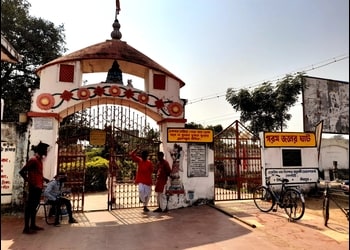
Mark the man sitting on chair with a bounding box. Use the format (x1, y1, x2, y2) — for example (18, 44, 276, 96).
(43, 172, 77, 226)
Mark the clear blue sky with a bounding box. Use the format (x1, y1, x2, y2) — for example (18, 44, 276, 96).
(28, 0, 349, 133)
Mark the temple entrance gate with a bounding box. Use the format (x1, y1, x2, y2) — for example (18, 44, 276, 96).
(26, 25, 187, 213)
(214, 120, 262, 201)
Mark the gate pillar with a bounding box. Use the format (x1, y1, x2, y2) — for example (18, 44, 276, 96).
(26, 113, 60, 179)
(158, 118, 186, 153)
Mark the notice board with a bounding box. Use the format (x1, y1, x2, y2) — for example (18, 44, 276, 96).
(187, 144, 207, 177)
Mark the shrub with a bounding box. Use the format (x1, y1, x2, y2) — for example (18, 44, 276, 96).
(85, 156, 108, 192)
(118, 159, 137, 180)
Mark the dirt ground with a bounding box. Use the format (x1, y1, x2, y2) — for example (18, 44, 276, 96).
(305, 194, 349, 224)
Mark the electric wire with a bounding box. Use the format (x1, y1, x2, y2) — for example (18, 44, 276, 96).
(187, 54, 349, 105)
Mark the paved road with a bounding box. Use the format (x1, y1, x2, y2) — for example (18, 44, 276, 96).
(1, 199, 349, 250)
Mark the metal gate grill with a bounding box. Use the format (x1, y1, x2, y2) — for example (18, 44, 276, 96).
(57, 103, 160, 211)
(214, 120, 262, 201)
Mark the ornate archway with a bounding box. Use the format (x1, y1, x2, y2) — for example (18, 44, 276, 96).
(27, 38, 187, 211)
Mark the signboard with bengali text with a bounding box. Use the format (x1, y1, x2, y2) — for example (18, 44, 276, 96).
(1, 142, 16, 204)
(265, 168, 319, 184)
(90, 129, 106, 146)
(167, 128, 213, 143)
(264, 132, 316, 147)
(187, 144, 207, 177)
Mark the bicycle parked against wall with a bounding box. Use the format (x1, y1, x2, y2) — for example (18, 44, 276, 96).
(253, 175, 305, 221)
(322, 182, 349, 226)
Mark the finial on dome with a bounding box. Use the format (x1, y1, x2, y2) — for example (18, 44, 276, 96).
(111, 0, 122, 40)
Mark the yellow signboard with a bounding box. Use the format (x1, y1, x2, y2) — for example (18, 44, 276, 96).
(167, 128, 213, 143)
(90, 129, 106, 146)
(264, 132, 316, 147)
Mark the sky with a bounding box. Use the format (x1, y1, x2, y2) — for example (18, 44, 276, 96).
(28, 0, 349, 135)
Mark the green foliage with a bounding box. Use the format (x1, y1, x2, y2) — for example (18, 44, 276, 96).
(117, 159, 137, 180)
(226, 73, 305, 134)
(206, 124, 223, 135)
(59, 161, 84, 172)
(85, 166, 108, 192)
(59, 111, 93, 145)
(1, 0, 67, 122)
(186, 122, 204, 129)
(185, 122, 223, 135)
(86, 156, 109, 168)
(85, 148, 104, 161)
(84, 156, 108, 192)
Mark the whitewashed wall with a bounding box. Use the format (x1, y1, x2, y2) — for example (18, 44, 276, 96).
(319, 138, 349, 171)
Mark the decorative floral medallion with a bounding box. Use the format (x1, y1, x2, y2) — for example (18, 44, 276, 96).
(109, 86, 121, 97)
(167, 102, 183, 117)
(138, 93, 149, 104)
(77, 88, 90, 100)
(37, 93, 55, 110)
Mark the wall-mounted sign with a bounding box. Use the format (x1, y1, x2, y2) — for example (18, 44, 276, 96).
(33, 117, 53, 130)
(167, 128, 213, 143)
(265, 168, 319, 184)
(264, 132, 316, 147)
(1, 142, 16, 204)
(90, 129, 106, 146)
(187, 144, 207, 177)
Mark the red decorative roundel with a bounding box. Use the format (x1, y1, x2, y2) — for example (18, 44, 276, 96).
(37, 93, 55, 110)
(77, 88, 90, 100)
(109, 86, 121, 97)
(138, 93, 149, 104)
(167, 102, 183, 117)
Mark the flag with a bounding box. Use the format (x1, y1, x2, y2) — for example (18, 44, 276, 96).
(116, 0, 121, 12)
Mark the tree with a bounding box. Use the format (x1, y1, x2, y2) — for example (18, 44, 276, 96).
(185, 122, 204, 129)
(225, 73, 305, 135)
(185, 122, 223, 135)
(1, 0, 67, 122)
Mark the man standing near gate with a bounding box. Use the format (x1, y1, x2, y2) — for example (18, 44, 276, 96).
(129, 146, 154, 212)
(153, 152, 171, 212)
(19, 141, 50, 234)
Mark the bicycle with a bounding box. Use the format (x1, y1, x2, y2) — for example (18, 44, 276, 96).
(322, 182, 349, 226)
(253, 175, 305, 221)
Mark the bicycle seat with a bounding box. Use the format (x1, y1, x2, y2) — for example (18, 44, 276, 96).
(282, 179, 289, 183)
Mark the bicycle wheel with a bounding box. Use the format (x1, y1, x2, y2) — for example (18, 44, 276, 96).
(322, 197, 329, 226)
(253, 186, 275, 212)
(283, 189, 305, 220)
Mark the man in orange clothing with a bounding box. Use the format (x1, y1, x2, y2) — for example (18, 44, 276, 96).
(153, 152, 172, 212)
(129, 146, 154, 212)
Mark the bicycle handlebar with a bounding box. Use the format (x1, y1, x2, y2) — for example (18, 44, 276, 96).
(266, 174, 290, 185)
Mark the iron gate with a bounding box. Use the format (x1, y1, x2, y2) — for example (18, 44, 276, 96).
(57, 104, 160, 212)
(214, 120, 262, 201)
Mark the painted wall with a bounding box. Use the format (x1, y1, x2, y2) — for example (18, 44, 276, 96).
(162, 143, 215, 210)
(1, 123, 28, 206)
